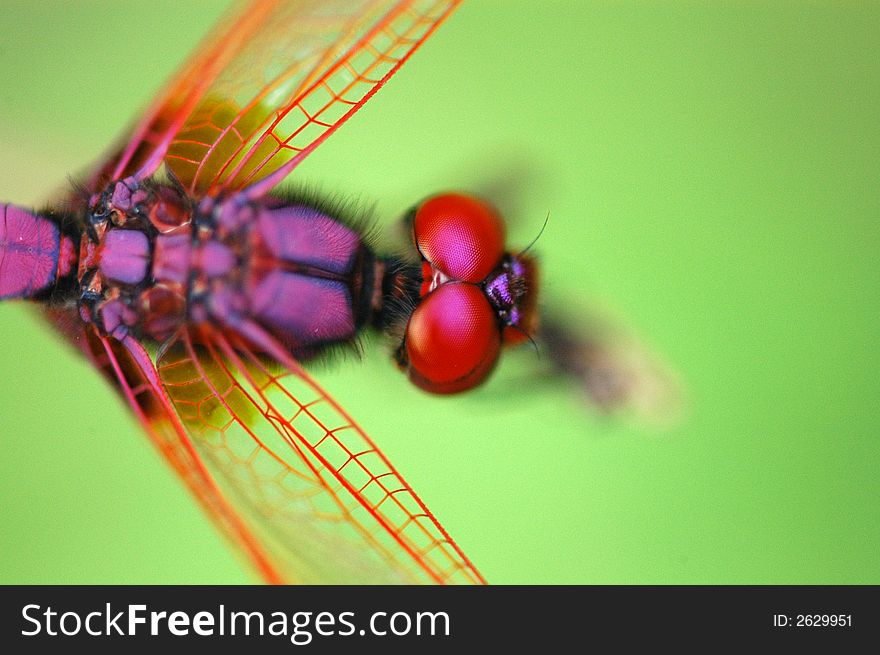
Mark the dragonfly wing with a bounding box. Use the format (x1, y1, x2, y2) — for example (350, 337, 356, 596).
(40, 310, 288, 582)
(155, 324, 484, 584)
(95, 0, 460, 197)
(38, 311, 482, 583)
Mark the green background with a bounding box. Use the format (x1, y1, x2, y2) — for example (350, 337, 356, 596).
(0, 1, 877, 584)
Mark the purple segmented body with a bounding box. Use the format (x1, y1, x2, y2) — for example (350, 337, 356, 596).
(5, 178, 413, 357)
(0, 204, 71, 300)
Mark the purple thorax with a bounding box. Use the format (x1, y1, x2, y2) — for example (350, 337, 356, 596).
(100, 229, 149, 285)
(76, 181, 388, 356)
(239, 200, 365, 351)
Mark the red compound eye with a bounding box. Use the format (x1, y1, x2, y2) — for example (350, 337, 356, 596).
(404, 282, 501, 394)
(413, 193, 505, 283)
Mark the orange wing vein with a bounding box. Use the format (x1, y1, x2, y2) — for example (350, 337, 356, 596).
(100, 0, 460, 198)
(153, 325, 485, 584)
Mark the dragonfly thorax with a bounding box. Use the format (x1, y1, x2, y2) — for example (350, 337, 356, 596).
(76, 179, 411, 357)
(76, 178, 195, 341)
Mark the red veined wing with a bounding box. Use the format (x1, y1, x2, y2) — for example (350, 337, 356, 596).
(41, 307, 484, 584)
(153, 324, 483, 584)
(39, 302, 483, 584)
(39, 308, 287, 582)
(99, 0, 460, 199)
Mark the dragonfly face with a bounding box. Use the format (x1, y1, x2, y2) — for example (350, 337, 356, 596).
(397, 193, 539, 393)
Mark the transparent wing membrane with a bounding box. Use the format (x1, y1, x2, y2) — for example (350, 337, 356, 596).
(39, 313, 483, 583)
(39, 311, 285, 582)
(106, 0, 460, 197)
(156, 327, 483, 584)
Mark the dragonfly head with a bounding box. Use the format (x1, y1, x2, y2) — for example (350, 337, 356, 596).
(395, 193, 539, 394)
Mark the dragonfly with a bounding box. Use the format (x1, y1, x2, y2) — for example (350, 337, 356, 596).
(0, 0, 548, 584)
(2, 0, 673, 584)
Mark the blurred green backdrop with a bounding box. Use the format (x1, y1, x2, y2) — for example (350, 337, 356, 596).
(0, 1, 877, 584)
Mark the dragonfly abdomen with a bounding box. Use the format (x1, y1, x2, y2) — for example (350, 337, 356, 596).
(0, 204, 77, 300)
